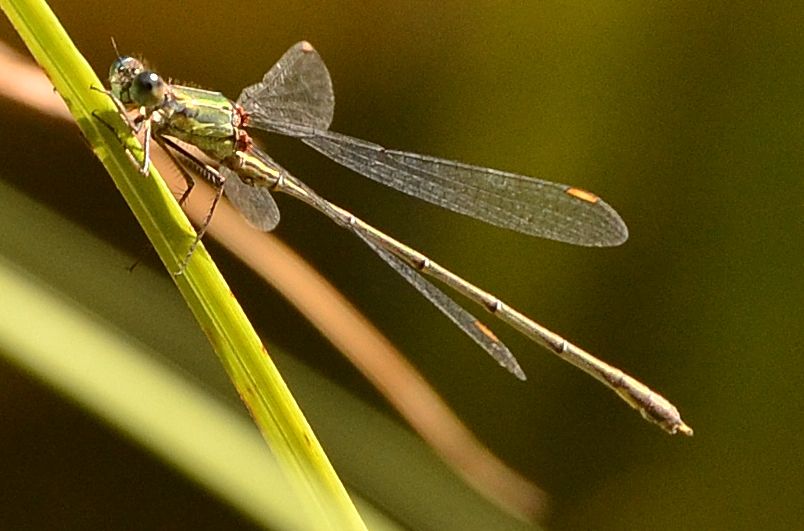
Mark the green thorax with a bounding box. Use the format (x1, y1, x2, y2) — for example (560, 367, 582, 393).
(154, 85, 248, 161)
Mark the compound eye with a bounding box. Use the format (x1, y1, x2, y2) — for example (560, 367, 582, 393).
(130, 71, 166, 107)
(108, 56, 144, 104)
(109, 56, 142, 79)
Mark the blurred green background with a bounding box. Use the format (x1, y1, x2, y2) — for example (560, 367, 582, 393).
(1, 1, 801, 529)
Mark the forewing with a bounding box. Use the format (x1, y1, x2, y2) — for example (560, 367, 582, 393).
(239, 41, 334, 134)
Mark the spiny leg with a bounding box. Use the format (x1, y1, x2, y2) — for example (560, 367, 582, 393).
(90, 86, 158, 271)
(90, 85, 150, 173)
(90, 85, 135, 127)
(154, 136, 196, 207)
(175, 183, 225, 275)
(139, 117, 152, 175)
(157, 137, 227, 275)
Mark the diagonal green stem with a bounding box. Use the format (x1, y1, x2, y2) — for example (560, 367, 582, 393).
(0, 1, 366, 528)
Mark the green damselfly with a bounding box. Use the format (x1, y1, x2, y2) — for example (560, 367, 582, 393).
(103, 41, 691, 435)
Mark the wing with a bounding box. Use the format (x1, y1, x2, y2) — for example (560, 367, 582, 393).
(301, 130, 628, 246)
(238, 41, 334, 135)
(353, 228, 526, 380)
(221, 166, 281, 231)
(249, 145, 525, 379)
(240, 42, 627, 247)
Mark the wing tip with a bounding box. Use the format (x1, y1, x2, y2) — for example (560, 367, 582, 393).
(297, 41, 315, 53)
(582, 198, 630, 247)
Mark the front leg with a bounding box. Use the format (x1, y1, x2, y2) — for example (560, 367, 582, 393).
(156, 136, 228, 275)
(90, 85, 151, 174)
(139, 116, 152, 175)
(90, 84, 145, 134)
(153, 136, 196, 207)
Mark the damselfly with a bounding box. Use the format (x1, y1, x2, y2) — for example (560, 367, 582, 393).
(102, 41, 691, 435)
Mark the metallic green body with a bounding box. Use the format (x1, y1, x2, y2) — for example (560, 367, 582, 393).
(155, 85, 244, 161)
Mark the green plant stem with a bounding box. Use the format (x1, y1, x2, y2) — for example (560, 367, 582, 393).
(0, 1, 366, 528)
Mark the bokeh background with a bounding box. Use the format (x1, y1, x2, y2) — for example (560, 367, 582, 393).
(1, 1, 802, 529)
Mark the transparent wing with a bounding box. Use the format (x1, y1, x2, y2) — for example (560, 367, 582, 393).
(301, 130, 628, 246)
(353, 228, 526, 380)
(240, 42, 627, 247)
(238, 41, 334, 135)
(250, 146, 525, 379)
(221, 167, 281, 231)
